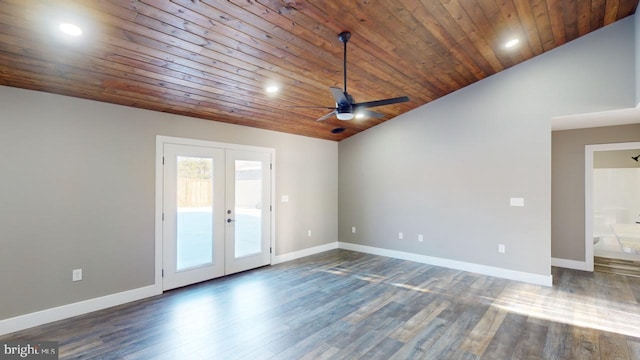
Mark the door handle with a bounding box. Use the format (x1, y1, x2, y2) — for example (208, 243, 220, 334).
(227, 218, 235, 223)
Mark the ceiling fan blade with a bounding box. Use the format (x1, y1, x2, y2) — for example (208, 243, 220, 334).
(357, 110, 385, 119)
(317, 110, 337, 122)
(329, 87, 349, 105)
(354, 96, 409, 109)
(285, 105, 336, 109)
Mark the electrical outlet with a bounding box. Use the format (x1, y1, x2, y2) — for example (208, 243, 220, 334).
(352, 226, 356, 234)
(72, 268, 83, 282)
(307, 229, 312, 237)
(398, 232, 403, 239)
(498, 244, 506, 254)
(418, 234, 424, 242)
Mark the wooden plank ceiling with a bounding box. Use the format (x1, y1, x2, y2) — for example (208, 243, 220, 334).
(0, 0, 637, 141)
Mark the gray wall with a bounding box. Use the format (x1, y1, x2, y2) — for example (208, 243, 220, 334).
(339, 17, 636, 276)
(552, 124, 640, 261)
(0, 86, 338, 320)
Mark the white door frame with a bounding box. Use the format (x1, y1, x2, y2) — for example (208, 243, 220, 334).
(585, 141, 640, 271)
(155, 136, 276, 292)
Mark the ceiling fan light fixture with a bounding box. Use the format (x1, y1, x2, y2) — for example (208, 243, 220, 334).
(336, 112, 354, 121)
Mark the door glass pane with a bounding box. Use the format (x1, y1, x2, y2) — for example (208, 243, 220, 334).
(176, 156, 214, 270)
(235, 160, 262, 258)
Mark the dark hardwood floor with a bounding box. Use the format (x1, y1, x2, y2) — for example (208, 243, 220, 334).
(2, 249, 640, 359)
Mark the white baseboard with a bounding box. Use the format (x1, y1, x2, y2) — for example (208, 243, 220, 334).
(0, 285, 160, 336)
(339, 242, 553, 287)
(551, 257, 593, 271)
(272, 241, 339, 264)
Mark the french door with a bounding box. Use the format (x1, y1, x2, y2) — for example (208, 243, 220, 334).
(224, 150, 272, 274)
(161, 141, 272, 291)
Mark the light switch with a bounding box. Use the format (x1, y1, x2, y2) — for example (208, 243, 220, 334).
(72, 269, 82, 282)
(281, 195, 289, 203)
(510, 197, 524, 207)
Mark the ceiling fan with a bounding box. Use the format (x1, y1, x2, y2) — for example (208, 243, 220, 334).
(292, 31, 410, 122)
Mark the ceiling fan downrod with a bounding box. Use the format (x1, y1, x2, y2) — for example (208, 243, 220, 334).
(338, 31, 351, 94)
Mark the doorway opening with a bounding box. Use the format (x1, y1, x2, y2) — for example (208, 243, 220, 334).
(586, 142, 640, 276)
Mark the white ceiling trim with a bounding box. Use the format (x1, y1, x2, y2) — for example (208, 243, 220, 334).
(551, 107, 640, 131)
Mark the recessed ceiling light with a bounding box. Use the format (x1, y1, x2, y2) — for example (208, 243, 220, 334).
(504, 38, 520, 48)
(59, 23, 82, 37)
(265, 84, 279, 94)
